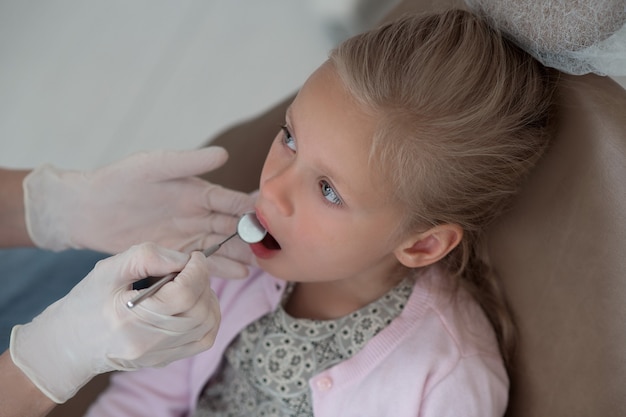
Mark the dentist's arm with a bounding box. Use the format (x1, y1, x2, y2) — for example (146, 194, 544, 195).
(1, 243, 220, 417)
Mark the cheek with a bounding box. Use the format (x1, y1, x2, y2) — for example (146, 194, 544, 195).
(294, 220, 360, 255)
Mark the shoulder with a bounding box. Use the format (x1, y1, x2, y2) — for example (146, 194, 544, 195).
(310, 267, 508, 416)
(409, 265, 502, 358)
(357, 266, 508, 415)
(404, 266, 509, 411)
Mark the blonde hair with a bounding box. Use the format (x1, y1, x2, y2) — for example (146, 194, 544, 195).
(330, 9, 557, 368)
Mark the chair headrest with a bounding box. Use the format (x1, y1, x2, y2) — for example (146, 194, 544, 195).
(487, 74, 626, 415)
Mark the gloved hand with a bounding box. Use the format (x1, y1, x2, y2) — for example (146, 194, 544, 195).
(24, 147, 255, 278)
(10, 243, 220, 404)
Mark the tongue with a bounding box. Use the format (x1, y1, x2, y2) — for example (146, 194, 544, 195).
(262, 233, 281, 250)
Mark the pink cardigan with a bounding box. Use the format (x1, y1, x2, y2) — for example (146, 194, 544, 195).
(86, 266, 508, 417)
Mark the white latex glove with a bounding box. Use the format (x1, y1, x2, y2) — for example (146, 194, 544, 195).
(10, 243, 220, 404)
(24, 147, 255, 277)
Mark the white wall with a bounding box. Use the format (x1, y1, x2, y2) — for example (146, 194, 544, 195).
(1, 1, 624, 171)
(0, 1, 336, 170)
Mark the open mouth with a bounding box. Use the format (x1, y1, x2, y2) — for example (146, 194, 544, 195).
(260, 231, 281, 250)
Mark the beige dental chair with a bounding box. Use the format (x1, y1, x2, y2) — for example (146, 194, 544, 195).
(50, 49, 626, 417)
(487, 74, 626, 416)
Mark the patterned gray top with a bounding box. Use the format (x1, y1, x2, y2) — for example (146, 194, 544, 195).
(193, 277, 415, 417)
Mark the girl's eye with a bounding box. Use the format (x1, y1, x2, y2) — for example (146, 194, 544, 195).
(320, 180, 342, 206)
(280, 125, 296, 152)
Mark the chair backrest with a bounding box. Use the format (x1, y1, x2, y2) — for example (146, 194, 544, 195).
(486, 74, 626, 416)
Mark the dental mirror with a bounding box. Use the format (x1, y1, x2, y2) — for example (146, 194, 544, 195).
(236, 211, 267, 244)
(127, 212, 266, 308)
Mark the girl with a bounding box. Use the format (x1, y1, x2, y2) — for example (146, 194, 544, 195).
(87, 9, 556, 417)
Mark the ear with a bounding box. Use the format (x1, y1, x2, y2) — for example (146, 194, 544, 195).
(393, 224, 463, 268)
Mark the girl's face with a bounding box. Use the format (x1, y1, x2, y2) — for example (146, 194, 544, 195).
(253, 62, 408, 288)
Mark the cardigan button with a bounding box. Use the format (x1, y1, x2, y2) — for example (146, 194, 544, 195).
(316, 377, 333, 391)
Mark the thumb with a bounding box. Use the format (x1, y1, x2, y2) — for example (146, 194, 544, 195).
(139, 251, 211, 316)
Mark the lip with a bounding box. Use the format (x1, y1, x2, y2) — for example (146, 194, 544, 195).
(254, 208, 272, 236)
(252, 207, 281, 259)
(250, 241, 279, 259)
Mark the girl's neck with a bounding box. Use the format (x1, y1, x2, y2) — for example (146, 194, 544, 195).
(283, 269, 408, 320)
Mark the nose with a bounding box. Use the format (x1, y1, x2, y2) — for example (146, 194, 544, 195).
(260, 163, 295, 216)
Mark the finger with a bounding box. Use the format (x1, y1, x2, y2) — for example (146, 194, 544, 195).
(142, 252, 209, 316)
(205, 255, 250, 279)
(203, 185, 256, 216)
(112, 243, 190, 287)
(195, 231, 238, 252)
(205, 212, 241, 236)
(194, 147, 229, 172)
(107, 315, 215, 367)
(141, 148, 229, 182)
(214, 238, 255, 265)
(130, 297, 218, 334)
(124, 284, 219, 353)
(131, 327, 219, 367)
